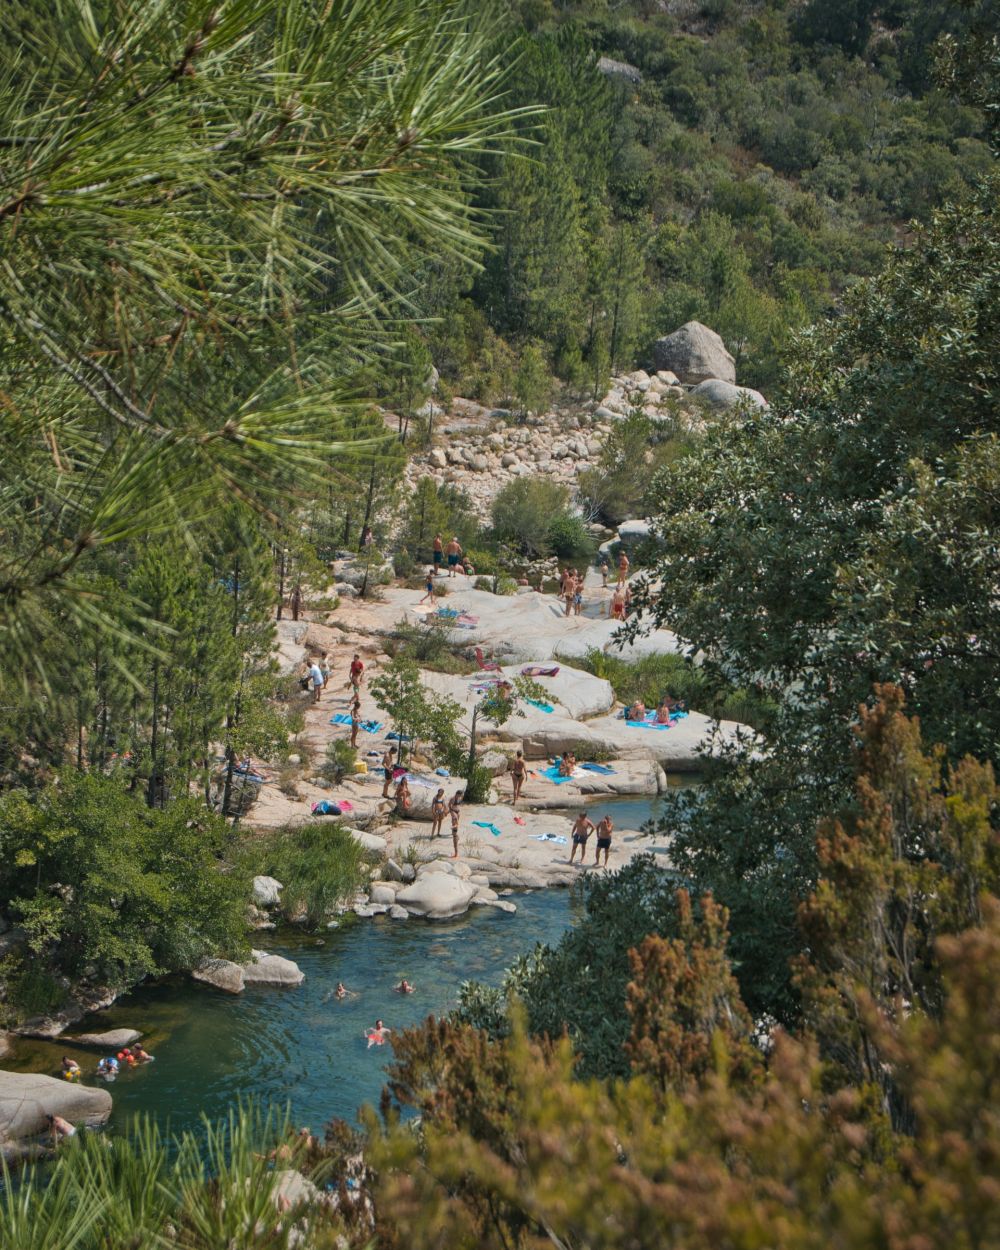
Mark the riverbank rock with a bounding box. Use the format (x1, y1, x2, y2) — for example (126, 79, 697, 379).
(689, 378, 768, 412)
(0, 1032, 11, 1059)
(0, 1072, 112, 1147)
(347, 827, 388, 854)
(395, 874, 478, 919)
(252, 875, 284, 907)
(193, 957, 246, 994)
(651, 321, 736, 385)
(242, 950, 305, 987)
(66, 1028, 141, 1049)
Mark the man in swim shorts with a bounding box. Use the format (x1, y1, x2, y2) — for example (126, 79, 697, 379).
(433, 533, 443, 573)
(446, 536, 463, 578)
(381, 746, 397, 797)
(594, 814, 614, 867)
(568, 811, 595, 866)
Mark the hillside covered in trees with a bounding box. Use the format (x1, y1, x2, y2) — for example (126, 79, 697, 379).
(0, 0, 998, 1247)
(404, 0, 995, 400)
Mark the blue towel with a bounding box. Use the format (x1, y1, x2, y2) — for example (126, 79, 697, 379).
(581, 763, 615, 775)
(330, 714, 383, 733)
(472, 820, 503, 837)
(386, 731, 412, 742)
(542, 764, 576, 785)
(626, 719, 672, 730)
(526, 698, 554, 714)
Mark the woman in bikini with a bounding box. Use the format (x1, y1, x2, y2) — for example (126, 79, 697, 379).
(430, 787, 447, 837)
(395, 776, 411, 815)
(510, 751, 527, 804)
(448, 791, 462, 857)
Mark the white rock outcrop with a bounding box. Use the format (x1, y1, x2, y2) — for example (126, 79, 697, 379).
(66, 1028, 141, 1049)
(193, 957, 246, 994)
(252, 875, 284, 907)
(689, 378, 768, 412)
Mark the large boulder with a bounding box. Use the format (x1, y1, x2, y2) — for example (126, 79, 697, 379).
(689, 378, 768, 412)
(346, 827, 388, 854)
(242, 950, 305, 987)
(66, 1028, 141, 1049)
(193, 958, 246, 994)
(0, 1071, 112, 1147)
(252, 876, 284, 907)
(651, 322, 736, 385)
(395, 874, 478, 920)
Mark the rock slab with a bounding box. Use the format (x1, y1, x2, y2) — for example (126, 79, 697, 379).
(252, 875, 284, 907)
(0, 1071, 112, 1146)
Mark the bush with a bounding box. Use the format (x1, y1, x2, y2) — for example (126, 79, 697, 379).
(250, 823, 371, 929)
(491, 477, 570, 557)
(546, 512, 595, 562)
(461, 762, 493, 804)
(320, 740, 357, 784)
(0, 774, 251, 1001)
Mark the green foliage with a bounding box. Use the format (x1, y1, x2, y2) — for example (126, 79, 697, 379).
(642, 168, 1000, 1021)
(457, 855, 681, 1078)
(398, 478, 480, 566)
(0, 0, 524, 670)
(545, 512, 595, 563)
(578, 412, 692, 527)
(249, 824, 369, 930)
(321, 740, 358, 786)
(0, 1103, 352, 1250)
(0, 774, 250, 1006)
(491, 476, 575, 558)
(578, 649, 775, 733)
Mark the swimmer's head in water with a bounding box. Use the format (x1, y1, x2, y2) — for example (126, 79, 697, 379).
(375, 1019, 383, 1029)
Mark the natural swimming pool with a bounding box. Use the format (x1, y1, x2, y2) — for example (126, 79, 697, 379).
(8, 889, 579, 1138)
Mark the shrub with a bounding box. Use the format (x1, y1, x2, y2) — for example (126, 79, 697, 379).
(320, 740, 357, 784)
(547, 512, 595, 562)
(251, 823, 370, 929)
(491, 477, 570, 557)
(0, 774, 251, 999)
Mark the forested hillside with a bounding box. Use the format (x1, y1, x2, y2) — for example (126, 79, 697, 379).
(410, 0, 993, 396)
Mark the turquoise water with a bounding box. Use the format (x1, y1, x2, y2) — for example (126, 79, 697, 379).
(8, 890, 576, 1137)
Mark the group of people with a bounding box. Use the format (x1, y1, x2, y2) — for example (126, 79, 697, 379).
(568, 810, 615, 867)
(61, 1042, 154, 1087)
(559, 551, 632, 620)
(625, 694, 685, 724)
(303, 651, 366, 706)
(383, 753, 463, 856)
(431, 533, 471, 579)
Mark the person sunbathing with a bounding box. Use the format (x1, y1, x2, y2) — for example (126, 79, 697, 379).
(394, 776, 411, 815)
(656, 698, 674, 724)
(558, 752, 577, 777)
(627, 700, 647, 722)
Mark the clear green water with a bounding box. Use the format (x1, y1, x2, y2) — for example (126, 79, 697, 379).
(7, 890, 577, 1138)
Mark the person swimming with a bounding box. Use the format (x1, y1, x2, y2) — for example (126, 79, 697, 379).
(61, 1055, 81, 1082)
(394, 979, 414, 994)
(365, 1019, 391, 1047)
(97, 1056, 119, 1081)
(129, 1043, 154, 1063)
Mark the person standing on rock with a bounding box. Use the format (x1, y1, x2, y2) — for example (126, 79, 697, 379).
(594, 814, 614, 867)
(349, 653, 365, 694)
(448, 790, 462, 857)
(600, 559, 609, 588)
(563, 572, 575, 617)
(381, 747, 397, 798)
(610, 587, 626, 621)
(309, 657, 324, 704)
(574, 570, 584, 616)
(446, 536, 463, 578)
(419, 567, 436, 605)
(617, 551, 630, 587)
(350, 695, 362, 749)
(433, 533, 444, 574)
(510, 750, 527, 804)
(568, 811, 595, 866)
(430, 786, 447, 838)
